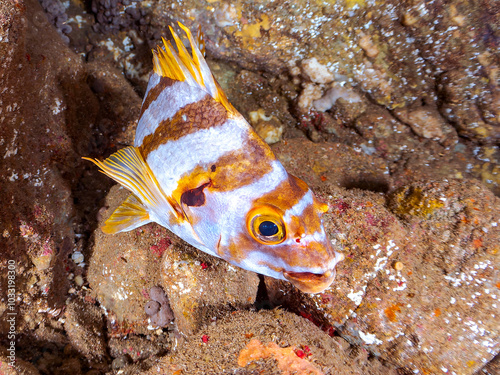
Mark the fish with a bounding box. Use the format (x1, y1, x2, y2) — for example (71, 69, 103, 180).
(84, 22, 344, 294)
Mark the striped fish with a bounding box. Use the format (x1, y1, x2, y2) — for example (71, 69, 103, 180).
(84, 23, 343, 294)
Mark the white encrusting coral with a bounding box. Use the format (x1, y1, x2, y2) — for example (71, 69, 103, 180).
(301, 57, 335, 84)
(313, 84, 362, 112)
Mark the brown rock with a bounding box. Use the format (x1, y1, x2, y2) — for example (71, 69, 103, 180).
(150, 0, 498, 139)
(151, 1, 434, 109)
(388, 142, 481, 192)
(354, 107, 407, 140)
(327, 94, 368, 125)
(87, 186, 167, 332)
(477, 353, 500, 375)
(352, 106, 425, 162)
(392, 104, 459, 147)
(160, 240, 259, 335)
(64, 298, 106, 361)
(437, 69, 500, 143)
(213, 67, 296, 132)
(341, 181, 500, 374)
(0, 349, 40, 374)
(394, 106, 446, 140)
(0, 0, 97, 336)
(272, 138, 391, 192)
(109, 335, 167, 363)
(267, 179, 500, 374)
(358, 33, 379, 58)
(139, 309, 399, 375)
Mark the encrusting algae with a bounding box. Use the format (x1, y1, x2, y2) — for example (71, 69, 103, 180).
(389, 186, 445, 218)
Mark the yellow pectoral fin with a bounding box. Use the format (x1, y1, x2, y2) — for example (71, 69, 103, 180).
(102, 194, 151, 234)
(83, 146, 185, 224)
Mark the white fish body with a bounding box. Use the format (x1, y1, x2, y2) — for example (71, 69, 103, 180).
(85, 23, 343, 293)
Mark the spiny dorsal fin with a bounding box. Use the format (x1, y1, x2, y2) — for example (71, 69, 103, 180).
(197, 25, 206, 57)
(102, 193, 151, 234)
(83, 147, 185, 223)
(152, 22, 235, 114)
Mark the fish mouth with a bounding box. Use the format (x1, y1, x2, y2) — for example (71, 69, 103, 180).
(283, 269, 336, 294)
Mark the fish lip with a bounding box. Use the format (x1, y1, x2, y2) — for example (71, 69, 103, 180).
(283, 269, 336, 294)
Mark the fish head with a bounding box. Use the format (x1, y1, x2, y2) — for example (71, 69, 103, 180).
(219, 174, 344, 294)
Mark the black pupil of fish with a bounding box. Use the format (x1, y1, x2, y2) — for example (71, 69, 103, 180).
(259, 221, 279, 237)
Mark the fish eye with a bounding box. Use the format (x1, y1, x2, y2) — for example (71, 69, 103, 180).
(247, 207, 285, 245)
(259, 221, 279, 236)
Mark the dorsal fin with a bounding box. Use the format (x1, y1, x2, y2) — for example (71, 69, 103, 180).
(196, 25, 206, 56)
(152, 22, 235, 115)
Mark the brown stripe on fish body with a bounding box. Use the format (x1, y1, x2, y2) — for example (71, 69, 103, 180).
(208, 134, 276, 192)
(298, 202, 322, 235)
(223, 230, 257, 264)
(251, 174, 309, 214)
(170, 134, 278, 204)
(140, 95, 229, 158)
(139, 75, 176, 118)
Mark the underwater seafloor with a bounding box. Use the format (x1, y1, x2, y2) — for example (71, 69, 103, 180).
(0, 0, 499, 374)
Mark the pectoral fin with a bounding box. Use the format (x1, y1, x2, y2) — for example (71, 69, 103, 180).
(103, 194, 151, 234)
(83, 146, 185, 224)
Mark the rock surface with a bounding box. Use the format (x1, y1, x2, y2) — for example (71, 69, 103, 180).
(150, 0, 499, 142)
(265, 175, 500, 373)
(0, 349, 40, 375)
(138, 309, 400, 375)
(0, 0, 499, 373)
(87, 186, 166, 333)
(0, 0, 89, 338)
(64, 298, 107, 361)
(0, 0, 145, 372)
(272, 139, 391, 192)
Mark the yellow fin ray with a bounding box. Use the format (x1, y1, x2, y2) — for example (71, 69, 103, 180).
(154, 38, 186, 81)
(176, 23, 203, 80)
(102, 194, 151, 234)
(169, 25, 204, 86)
(196, 25, 206, 57)
(152, 22, 236, 114)
(83, 147, 184, 222)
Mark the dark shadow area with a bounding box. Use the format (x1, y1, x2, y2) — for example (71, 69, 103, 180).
(341, 176, 390, 193)
(254, 274, 272, 310)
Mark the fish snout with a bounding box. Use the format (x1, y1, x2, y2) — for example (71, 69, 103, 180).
(283, 268, 337, 294)
(283, 240, 344, 293)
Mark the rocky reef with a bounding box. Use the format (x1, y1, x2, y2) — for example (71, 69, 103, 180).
(0, 0, 499, 374)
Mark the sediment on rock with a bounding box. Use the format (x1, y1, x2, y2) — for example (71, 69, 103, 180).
(0, 0, 498, 374)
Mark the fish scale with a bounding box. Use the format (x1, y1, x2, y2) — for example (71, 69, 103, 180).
(84, 22, 344, 293)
